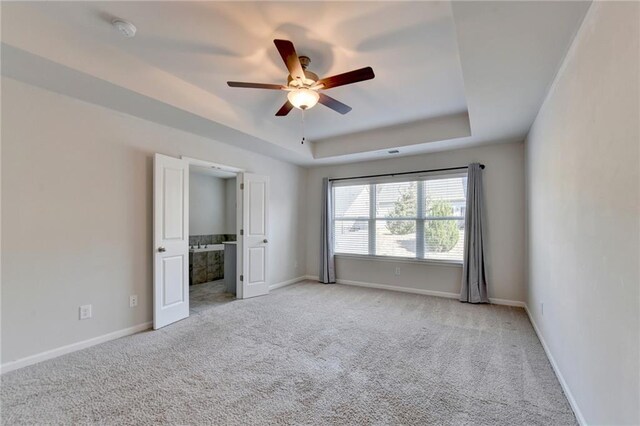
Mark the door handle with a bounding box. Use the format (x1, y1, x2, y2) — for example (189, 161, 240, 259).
(263, 239, 268, 244)
(158, 247, 166, 252)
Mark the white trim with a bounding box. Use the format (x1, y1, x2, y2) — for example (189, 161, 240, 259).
(488, 297, 526, 308)
(335, 253, 463, 268)
(524, 305, 586, 426)
(337, 278, 460, 300)
(0, 321, 152, 374)
(268, 276, 308, 291)
(181, 156, 244, 173)
(306, 275, 526, 307)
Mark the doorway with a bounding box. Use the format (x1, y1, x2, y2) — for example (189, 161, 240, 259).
(187, 162, 237, 314)
(152, 153, 270, 329)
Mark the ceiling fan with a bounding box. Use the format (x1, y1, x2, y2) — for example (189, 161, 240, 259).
(227, 39, 375, 116)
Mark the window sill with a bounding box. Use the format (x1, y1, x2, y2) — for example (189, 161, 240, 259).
(334, 253, 463, 268)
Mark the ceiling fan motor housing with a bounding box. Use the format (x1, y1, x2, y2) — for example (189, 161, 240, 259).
(299, 56, 311, 69)
(287, 56, 318, 87)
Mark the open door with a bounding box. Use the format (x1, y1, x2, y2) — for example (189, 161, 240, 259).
(153, 154, 189, 329)
(239, 173, 270, 299)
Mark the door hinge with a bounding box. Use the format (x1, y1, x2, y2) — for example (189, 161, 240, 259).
(240, 183, 244, 190)
(240, 274, 244, 282)
(240, 229, 244, 235)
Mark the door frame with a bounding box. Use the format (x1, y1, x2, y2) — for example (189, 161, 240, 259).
(181, 156, 246, 299)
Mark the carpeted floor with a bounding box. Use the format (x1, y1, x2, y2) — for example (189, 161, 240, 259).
(1, 281, 576, 425)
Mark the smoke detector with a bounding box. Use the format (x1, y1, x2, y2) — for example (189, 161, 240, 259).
(112, 19, 137, 38)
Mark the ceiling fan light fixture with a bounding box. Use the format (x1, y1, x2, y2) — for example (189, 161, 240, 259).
(287, 88, 319, 110)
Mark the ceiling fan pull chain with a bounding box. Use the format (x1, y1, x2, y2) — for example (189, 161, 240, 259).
(301, 109, 306, 144)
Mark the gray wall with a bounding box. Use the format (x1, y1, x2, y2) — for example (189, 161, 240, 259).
(306, 142, 526, 302)
(188, 172, 227, 236)
(1, 77, 307, 363)
(525, 2, 639, 424)
(225, 178, 237, 234)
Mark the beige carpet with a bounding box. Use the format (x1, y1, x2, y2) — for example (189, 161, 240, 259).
(1, 281, 576, 425)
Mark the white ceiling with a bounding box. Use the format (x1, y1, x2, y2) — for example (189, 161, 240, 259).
(1, 1, 591, 165)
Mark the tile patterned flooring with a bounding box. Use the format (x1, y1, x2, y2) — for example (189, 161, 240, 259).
(189, 280, 235, 314)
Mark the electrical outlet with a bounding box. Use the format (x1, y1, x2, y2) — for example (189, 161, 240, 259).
(541, 302, 544, 316)
(130, 295, 138, 308)
(395, 267, 401, 276)
(294, 261, 298, 270)
(79, 304, 92, 320)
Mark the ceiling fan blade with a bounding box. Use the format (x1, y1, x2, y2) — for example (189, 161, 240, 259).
(227, 81, 285, 90)
(273, 39, 305, 81)
(318, 93, 352, 115)
(317, 67, 375, 90)
(275, 101, 294, 116)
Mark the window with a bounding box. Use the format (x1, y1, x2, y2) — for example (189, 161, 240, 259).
(333, 172, 467, 262)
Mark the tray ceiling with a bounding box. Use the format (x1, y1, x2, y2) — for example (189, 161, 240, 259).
(1, 1, 591, 165)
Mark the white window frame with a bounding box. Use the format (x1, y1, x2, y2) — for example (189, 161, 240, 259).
(332, 171, 467, 265)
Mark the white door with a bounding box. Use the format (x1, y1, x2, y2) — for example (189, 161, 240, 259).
(153, 153, 189, 329)
(239, 173, 269, 299)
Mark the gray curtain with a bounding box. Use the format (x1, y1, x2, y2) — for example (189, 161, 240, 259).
(460, 163, 489, 303)
(319, 178, 336, 284)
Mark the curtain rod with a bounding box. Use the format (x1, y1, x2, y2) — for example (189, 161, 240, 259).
(328, 164, 485, 182)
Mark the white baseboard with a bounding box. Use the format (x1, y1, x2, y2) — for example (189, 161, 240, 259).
(524, 305, 586, 426)
(0, 321, 152, 375)
(0, 278, 525, 375)
(269, 275, 312, 291)
(488, 297, 526, 308)
(311, 276, 525, 307)
(2, 276, 314, 374)
(337, 278, 461, 300)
